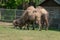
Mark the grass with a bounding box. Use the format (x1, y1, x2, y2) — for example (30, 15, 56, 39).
(0, 25, 60, 40)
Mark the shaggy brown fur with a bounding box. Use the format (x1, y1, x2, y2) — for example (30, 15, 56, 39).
(13, 6, 49, 31)
(13, 6, 42, 30)
(21, 6, 42, 30)
(27, 10, 42, 30)
(13, 18, 26, 29)
(13, 6, 35, 30)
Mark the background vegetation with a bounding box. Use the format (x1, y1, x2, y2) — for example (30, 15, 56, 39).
(0, 0, 44, 9)
(0, 0, 44, 21)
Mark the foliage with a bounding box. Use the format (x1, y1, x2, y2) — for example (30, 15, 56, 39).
(6, 0, 17, 9)
(0, 0, 43, 9)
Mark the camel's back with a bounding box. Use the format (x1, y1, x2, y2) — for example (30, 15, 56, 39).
(36, 6, 48, 14)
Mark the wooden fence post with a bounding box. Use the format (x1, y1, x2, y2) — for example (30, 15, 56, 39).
(15, 9, 16, 19)
(0, 11, 1, 21)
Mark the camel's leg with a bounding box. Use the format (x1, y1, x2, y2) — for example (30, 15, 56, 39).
(19, 26, 22, 30)
(36, 18, 42, 31)
(45, 16, 49, 31)
(39, 21, 42, 31)
(32, 21, 35, 30)
(26, 23, 29, 30)
(41, 21, 44, 30)
(14, 25, 17, 29)
(23, 26, 26, 30)
(45, 21, 49, 31)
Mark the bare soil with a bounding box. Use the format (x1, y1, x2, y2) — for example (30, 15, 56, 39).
(0, 21, 12, 26)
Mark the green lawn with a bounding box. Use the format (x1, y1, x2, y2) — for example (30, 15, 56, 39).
(0, 26, 60, 40)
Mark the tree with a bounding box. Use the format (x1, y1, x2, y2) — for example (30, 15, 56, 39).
(6, 0, 17, 9)
(0, 0, 42, 9)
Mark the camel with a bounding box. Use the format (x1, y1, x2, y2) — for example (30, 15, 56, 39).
(21, 6, 42, 30)
(13, 6, 49, 31)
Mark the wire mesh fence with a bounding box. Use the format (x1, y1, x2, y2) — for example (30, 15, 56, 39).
(45, 7, 60, 30)
(0, 9, 25, 22)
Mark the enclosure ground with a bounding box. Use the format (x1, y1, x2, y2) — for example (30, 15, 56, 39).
(0, 21, 12, 26)
(0, 21, 60, 40)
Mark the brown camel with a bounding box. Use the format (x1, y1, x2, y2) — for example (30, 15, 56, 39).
(13, 6, 49, 31)
(21, 6, 42, 30)
(14, 6, 42, 30)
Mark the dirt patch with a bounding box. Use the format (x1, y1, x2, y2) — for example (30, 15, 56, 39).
(0, 21, 13, 26)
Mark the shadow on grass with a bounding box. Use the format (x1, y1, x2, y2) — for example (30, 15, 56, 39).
(48, 26, 60, 32)
(8, 26, 29, 31)
(6, 25, 60, 32)
(49, 28, 60, 32)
